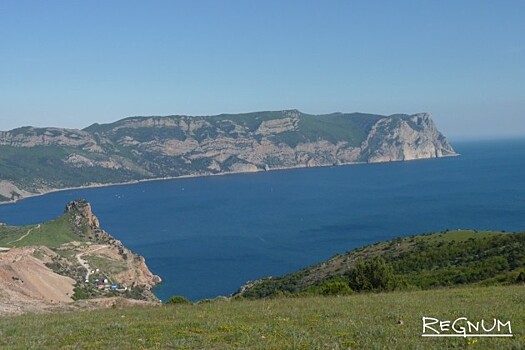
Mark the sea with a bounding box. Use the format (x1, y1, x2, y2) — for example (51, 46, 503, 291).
(0, 139, 524, 301)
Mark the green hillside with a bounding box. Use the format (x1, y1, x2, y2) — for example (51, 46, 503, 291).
(239, 230, 525, 299)
(0, 213, 85, 249)
(1, 285, 523, 349)
(0, 145, 140, 193)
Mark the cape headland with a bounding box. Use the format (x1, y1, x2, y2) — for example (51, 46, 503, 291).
(0, 110, 456, 202)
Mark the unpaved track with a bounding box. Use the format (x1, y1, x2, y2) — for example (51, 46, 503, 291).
(6, 224, 41, 246)
(76, 245, 108, 282)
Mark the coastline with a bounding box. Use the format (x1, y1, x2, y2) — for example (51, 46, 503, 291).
(1, 151, 478, 302)
(0, 153, 459, 206)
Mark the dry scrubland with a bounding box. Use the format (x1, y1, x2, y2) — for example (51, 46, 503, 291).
(0, 285, 523, 349)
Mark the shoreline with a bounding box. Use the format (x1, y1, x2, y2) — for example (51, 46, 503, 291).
(0, 152, 463, 302)
(0, 153, 459, 206)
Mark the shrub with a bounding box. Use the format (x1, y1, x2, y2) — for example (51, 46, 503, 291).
(166, 295, 191, 305)
(516, 271, 525, 284)
(318, 280, 353, 296)
(347, 257, 398, 292)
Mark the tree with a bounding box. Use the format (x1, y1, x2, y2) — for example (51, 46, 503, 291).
(347, 256, 398, 292)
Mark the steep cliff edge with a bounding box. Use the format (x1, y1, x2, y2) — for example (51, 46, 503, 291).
(0, 110, 456, 202)
(64, 200, 162, 290)
(360, 113, 456, 162)
(0, 200, 161, 315)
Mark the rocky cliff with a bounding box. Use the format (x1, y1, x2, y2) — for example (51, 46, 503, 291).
(0, 110, 456, 201)
(65, 199, 162, 290)
(0, 200, 161, 315)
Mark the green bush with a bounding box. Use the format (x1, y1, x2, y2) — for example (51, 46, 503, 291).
(347, 257, 398, 292)
(318, 280, 353, 296)
(166, 295, 191, 305)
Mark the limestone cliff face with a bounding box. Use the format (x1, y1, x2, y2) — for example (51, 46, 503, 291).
(0, 110, 457, 201)
(0, 127, 103, 152)
(360, 113, 456, 162)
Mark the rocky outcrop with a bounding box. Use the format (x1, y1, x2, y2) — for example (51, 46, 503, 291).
(255, 115, 299, 135)
(0, 127, 103, 152)
(66, 200, 104, 241)
(65, 200, 161, 289)
(0, 110, 457, 202)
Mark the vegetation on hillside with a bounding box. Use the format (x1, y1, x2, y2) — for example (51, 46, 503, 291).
(0, 111, 457, 202)
(0, 213, 86, 249)
(0, 145, 141, 191)
(239, 230, 525, 299)
(0, 111, 379, 196)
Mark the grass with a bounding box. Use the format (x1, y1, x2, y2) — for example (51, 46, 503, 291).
(85, 254, 128, 278)
(263, 112, 383, 147)
(0, 225, 28, 246)
(0, 214, 86, 248)
(0, 285, 523, 349)
(422, 230, 502, 243)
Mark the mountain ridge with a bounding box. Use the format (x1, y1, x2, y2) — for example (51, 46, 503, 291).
(0, 110, 457, 202)
(0, 199, 161, 315)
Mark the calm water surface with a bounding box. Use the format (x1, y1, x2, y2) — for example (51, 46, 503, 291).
(0, 139, 524, 301)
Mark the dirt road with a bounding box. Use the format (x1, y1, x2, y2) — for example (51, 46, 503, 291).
(76, 245, 108, 282)
(6, 224, 41, 246)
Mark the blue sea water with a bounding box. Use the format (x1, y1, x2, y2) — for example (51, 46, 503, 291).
(0, 139, 524, 301)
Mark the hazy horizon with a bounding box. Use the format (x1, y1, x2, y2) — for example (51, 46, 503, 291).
(1, 1, 524, 139)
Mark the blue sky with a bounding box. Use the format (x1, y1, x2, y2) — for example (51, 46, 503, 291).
(1, 0, 524, 139)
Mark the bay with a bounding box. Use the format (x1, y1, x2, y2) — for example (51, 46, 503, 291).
(0, 139, 524, 301)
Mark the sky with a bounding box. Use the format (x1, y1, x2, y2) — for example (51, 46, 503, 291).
(1, 0, 524, 139)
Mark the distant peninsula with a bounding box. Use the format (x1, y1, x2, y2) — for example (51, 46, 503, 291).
(0, 110, 456, 202)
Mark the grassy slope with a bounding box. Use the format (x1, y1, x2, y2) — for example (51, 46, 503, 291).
(241, 230, 525, 298)
(0, 213, 86, 248)
(0, 285, 523, 349)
